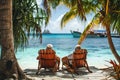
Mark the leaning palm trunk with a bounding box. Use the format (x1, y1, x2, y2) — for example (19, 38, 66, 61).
(106, 25, 120, 64)
(0, 0, 30, 79)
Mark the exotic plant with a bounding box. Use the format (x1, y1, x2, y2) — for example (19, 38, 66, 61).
(109, 60, 120, 80)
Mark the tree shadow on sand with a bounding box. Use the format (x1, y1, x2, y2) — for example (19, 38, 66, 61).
(24, 66, 100, 79)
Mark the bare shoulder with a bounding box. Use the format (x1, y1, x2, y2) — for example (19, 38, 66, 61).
(38, 49, 45, 54)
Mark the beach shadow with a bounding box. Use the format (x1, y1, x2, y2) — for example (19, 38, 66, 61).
(60, 66, 100, 78)
(24, 66, 100, 79)
(24, 68, 64, 78)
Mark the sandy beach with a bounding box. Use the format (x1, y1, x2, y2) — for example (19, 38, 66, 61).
(24, 65, 115, 80)
(19, 54, 116, 80)
(15, 35, 120, 80)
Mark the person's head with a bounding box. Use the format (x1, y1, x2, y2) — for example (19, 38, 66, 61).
(46, 44, 53, 49)
(75, 45, 81, 51)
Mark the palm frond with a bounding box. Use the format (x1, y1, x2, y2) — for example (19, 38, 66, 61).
(105, 0, 109, 15)
(13, 0, 47, 49)
(101, 14, 110, 27)
(43, 0, 51, 25)
(61, 7, 77, 28)
(77, 0, 86, 20)
(83, 0, 101, 13)
(48, 0, 61, 9)
(61, 0, 77, 8)
(78, 22, 93, 45)
(112, 15, 120, 34)
(78, 13, 102, 44)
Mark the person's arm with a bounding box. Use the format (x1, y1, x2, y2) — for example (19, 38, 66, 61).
(36, 50, 42, 60)
(36, 56, 39, 60)
(67, 53, 73, 59)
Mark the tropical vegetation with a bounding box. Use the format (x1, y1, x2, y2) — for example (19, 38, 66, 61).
(0, 0, 120, 79)
(78, 0, 120, 64)
(13, 0, 48, 48)
(0, 0, 48, 79)
(109, 60, 120, 80)
(58, 0, 120, 64)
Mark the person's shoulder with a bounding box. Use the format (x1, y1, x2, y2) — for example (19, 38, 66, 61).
(38, 49, 45, 54)
(81, 49, 87, 52)
(46, 48, 56, 53)
(51, 49, 56, 54)
(74, 49, 87, 54)
(67, 53, 73, 58)
(79, 49, 87, 53)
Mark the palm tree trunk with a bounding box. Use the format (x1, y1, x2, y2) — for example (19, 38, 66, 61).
(106, 25, 120, 64)
(0, 0, 31, 79)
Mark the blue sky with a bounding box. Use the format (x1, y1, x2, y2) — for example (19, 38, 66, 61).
(37, 0, 95, 33)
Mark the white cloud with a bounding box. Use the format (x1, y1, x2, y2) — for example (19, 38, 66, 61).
(44, 14, 65, 33)
(42, 5, 95, 33)
(45, 15, 91, 33)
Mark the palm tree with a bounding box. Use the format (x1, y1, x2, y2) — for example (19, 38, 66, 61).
(60, 0, 100, 27)
(78, 0, 120, 64)
(0, 0, 47, 79)
(0, 0, 26, 79)
(12, 0, 48, 48)
(12, 0, 60, 49)
(42, 0, 61, 22)
(60, 0, 120, 64)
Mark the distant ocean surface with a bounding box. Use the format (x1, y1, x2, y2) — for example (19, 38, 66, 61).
(5, 33, 120, 69)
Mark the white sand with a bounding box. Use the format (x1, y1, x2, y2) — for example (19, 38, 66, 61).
(24, 65, 115, 80)
(18, 57, 116, 80)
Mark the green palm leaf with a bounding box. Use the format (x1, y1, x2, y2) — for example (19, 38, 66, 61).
(61, 7, 77, 28)
(78, 22, 92, 45)
(78, 13, 102, 44)
(13, 0, 47, 49)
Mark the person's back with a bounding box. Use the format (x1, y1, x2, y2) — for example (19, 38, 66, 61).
(62, 45, 81, 73)
(62, 45, 92, 74)
(67, 45, 81, 64)
(37, 44, 57, 60)
(36, 44, 60, 74)
(46, 44, 60, 70)
(72, 48, 92, 73)
(72, 49, 87, 68)
(73, 48, 87, 60)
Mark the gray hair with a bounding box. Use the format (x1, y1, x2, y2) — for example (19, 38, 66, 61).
(47, 44, 53, 48)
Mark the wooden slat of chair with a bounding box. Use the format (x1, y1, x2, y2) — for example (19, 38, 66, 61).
(41, 49, 56, 68)
(72, 49, 92, 73)
(61, 49, 92, 75)
(36, 49, 58, 74)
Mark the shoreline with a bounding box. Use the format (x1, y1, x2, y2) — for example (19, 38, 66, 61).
(19, 57, 114, 70)
(17, 50, 116, 80)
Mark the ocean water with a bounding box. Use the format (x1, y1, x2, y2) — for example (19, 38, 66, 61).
(8, 34, 120, 69)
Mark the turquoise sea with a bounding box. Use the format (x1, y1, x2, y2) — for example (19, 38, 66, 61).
(8, 34, 120, 69)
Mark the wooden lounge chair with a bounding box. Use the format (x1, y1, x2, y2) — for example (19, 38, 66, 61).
(36, 49, 59, 74)
(72, 49, 92, 73)
(62, 49, 92, 74)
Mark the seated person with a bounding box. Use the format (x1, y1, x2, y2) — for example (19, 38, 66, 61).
(62, 45, 81, 65)
(36, 44, 60, 73)
(62, 45, 92, 73)
(67, 45, 81, 64)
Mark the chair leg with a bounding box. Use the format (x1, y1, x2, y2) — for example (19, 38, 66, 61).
(62, 61, 65, 70)
(85, 62, 92, 73)
(36, 62, 41, 75)
(56, 56, 60, 70)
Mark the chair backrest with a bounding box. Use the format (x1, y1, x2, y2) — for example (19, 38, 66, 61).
(72, 49, 87, 68)
(39, 49, 56, 68)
